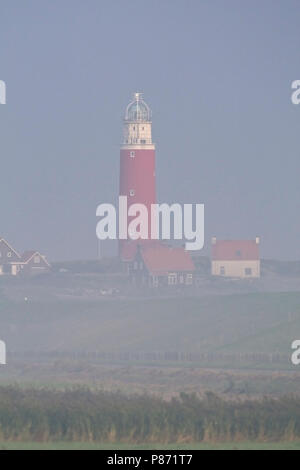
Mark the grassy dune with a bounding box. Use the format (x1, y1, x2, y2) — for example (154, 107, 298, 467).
(0, 292, 299, 360)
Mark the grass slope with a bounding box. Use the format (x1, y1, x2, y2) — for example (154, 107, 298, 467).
(0, 292, 299, 363)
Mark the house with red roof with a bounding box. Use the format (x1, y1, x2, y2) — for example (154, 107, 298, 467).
(127, 241, 195, 287)
(211, 237, 260, 278)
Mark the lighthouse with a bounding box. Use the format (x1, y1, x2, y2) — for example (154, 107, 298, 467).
(119, 92, 156, 260)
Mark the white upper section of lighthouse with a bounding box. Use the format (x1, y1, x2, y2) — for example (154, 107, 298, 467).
(122, 92, 154, 149)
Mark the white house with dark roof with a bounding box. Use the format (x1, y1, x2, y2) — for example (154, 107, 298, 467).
(0, 238, 50, 276)
(0, 238, 21, 275)
(18, 250, 51, 275)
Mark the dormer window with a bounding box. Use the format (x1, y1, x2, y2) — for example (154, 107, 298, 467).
(129, 189, 135, 197)
(7, 252, 12, 258)
(130, 151, 135, 158)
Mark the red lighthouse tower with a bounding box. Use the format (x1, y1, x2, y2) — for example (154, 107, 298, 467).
(119, 92, 156, 260)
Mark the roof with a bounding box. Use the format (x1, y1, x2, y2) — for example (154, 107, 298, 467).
(22, 251, 39, 262)
(140, 242, 195, 275)
(0, 238, 21, 258)
(212, 240, 259, 261)
(121, 241, 139, 262)
(21, 250, 50, 266)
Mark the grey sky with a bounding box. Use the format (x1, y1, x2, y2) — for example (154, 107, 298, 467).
(1, 0, 300, 260)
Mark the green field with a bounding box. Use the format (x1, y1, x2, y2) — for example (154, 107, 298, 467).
(1, 287, 300, 447)
(1, 290, 300, 397)
(0, 291, 299, 358)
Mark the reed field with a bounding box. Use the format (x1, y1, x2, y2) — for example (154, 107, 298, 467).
(0, 386, 300, 445)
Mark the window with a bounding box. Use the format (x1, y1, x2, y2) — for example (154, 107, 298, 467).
(130, 151, 135, 158)
(235, 250, 242, 257)
(7, 252, 12, 258)
(186, 273, 193, 285)
(168, 273, 177, 285)
(129, 189, 135, 197)
(245, 267, 252, 276)
(220, 266, 225, 275)
(140, 139, 146, 144)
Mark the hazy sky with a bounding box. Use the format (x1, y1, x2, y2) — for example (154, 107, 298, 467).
(1, 0, 300, 260)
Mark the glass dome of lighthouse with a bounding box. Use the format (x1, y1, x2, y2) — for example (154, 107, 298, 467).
(125, 92, 151, 122)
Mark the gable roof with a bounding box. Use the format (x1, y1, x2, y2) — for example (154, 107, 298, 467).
(0, 238, 21, 259)
(22, 251, 38, 263)
(21, 251, 51, 266)
(140, 242, 195, 275)
(212, 240, 259, 261)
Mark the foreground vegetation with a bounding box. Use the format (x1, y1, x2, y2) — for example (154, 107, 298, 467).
(0, 386, 300, 443)
(1, 441, 300, 450)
